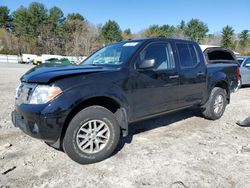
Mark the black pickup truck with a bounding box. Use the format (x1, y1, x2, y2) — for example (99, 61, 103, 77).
(12, 38, 240, 164)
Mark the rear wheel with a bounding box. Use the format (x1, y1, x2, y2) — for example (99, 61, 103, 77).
(201, 87, 227, 120)
(63, 106, 121, 164)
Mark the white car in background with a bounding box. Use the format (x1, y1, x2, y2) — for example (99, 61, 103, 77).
(20, 54, 37, 64)
(237, 56, 250, 86)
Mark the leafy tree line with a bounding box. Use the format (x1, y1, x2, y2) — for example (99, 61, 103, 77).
(0, 3, 102, 55)
(0, 2, 249, 56)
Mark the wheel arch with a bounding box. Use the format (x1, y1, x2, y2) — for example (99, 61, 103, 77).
(212, 80, 230, 103)
(59, 96, 129, 148)
(206, 70, 230, 104)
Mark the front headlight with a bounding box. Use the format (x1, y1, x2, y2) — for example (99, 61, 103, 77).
(29, 85, 62, 104)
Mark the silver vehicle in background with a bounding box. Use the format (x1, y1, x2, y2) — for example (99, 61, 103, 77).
(237, 56, 250, 86)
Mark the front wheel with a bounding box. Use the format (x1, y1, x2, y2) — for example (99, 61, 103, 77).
(63, 106, 121, 164)
(201, 87, 227, 120)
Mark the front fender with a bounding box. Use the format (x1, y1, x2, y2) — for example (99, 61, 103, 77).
(43, 82, 130, 122)
(65, 83, 130, 112)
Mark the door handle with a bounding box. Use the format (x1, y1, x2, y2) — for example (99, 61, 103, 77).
(169, 75, 179, 79)
(197, 72, 205, 76)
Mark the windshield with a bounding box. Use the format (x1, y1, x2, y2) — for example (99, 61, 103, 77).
(82, 42, 142, 66)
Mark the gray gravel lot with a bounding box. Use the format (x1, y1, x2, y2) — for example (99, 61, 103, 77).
(0, 63, 250, 188)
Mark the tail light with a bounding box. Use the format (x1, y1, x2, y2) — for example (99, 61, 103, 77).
(236, 67, 240, 80)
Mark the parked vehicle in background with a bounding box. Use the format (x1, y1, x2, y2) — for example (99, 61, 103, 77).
(18, 54, 86, 65)
(20, 54, 37, 64)
(44, 58, 59, 64)
(33, 56, 42, 65)
(41, 54, 63, 64)
(12, 38, 240, 164)
(65, 56, 87, 64)
(45, 58, 71, 65)
(237, 56, 250, 86)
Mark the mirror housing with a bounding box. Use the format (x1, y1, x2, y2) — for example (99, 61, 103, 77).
(138, 59, 156, 69)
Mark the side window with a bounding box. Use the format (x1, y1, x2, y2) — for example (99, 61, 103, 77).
(244, 58, 250, 66)
(138, 43, 175, 70)
(176, 43, 199, 67)
(189, 44, 200, 63)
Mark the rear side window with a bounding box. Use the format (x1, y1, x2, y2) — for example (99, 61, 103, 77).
(176, 43, 199, 67)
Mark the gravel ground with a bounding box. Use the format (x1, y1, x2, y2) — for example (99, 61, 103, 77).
(0, 63, 250, 188)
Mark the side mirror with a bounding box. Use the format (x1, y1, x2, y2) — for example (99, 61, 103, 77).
(138, 59, 156, 69)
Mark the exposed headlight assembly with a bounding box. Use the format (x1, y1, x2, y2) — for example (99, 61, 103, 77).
(29, 85, 62, 104)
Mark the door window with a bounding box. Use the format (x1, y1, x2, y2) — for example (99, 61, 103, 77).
(243, 58, 250, 67)
(176, 43, 199, 67)
(138, 43, 175, 70)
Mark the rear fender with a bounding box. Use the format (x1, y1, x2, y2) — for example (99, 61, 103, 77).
(202, 72, 229, 105)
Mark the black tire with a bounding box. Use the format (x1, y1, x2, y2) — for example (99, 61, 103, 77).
(201, 87, 227, 120)
(63, 106, 121, 164)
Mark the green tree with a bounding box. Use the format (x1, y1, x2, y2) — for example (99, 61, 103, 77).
(239, 30, 249, 53)
(28, 2, 48, 37)
(178, 20, 186, 30)
(175, 20, 186, 39)
(62, 13, 85, 38)
(123, 28, 133, 40)
(48, 6, 65, 26)
(12, 6, 31, 37)
(1, 3, 104, 55)
(158, 25, 176, 38)
(124, 28, 131, 35)
(144, 25, 159, 37)
(144, 24, 176, 38)
(38, 7, 65, 54)
(221, 25, 234, 49)
(184, 19, 209, 42)
(12, 3, 63, 54)
(0, 6, 12, 29)
(67, 13, 84, 21)
(61, 13, 87, 55)
(101, 20, 123, 43)
(13, 3, 48, 38)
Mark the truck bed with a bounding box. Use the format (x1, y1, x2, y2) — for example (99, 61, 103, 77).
(207, 63, 239, 93)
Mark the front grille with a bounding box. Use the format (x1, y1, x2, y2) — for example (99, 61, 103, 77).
(16, 83, 36, 104)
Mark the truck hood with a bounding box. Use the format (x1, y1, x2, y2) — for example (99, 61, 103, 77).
(21, 63, 119, 84)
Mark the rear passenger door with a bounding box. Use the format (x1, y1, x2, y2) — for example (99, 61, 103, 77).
(175, 42, 207, 107)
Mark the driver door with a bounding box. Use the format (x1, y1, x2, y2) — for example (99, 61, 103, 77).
(132, 42, 180, 119)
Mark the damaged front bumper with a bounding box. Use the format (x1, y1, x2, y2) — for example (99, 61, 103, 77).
(11, 103, 64, 148)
